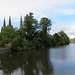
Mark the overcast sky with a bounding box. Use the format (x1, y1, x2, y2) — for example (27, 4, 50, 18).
(0, 0, 75, 38)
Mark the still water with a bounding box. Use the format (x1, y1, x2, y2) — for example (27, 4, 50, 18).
(0, 43, 75, 75)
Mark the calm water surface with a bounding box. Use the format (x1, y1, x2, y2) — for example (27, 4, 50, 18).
(0, 43, 75, 75)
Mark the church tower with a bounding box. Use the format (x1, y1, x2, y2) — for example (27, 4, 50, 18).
(1, 18, 6, 32)
(9, 16, 11, 26)
(20, 16, 23, 30)
(3, 18, 6, 28)
(8, 16, 13, 28)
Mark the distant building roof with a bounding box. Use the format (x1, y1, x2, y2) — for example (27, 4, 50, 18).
(70, 39, 75, 43)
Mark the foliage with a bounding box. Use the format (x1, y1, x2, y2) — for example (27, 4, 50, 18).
(11, 13, 69, 50)
(58, 30, 69, 45)
(36, 17, 52, 48)
(33, 31, 43, 48)
(11, 36, 36, 51)
(23, 12, 38, 40)
(53, 33, 61, 45)
(0, 12, 69, 51)
(39, 17, 52, 36)
(49, 35, 57, 46)
(1, 27, 18, 44)
(11, 37, 29, 51)
(52, 31, 69, 46)
(0, 32, 3, 46)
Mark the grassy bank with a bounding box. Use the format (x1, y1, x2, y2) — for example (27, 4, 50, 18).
(0, 47, 10, 50)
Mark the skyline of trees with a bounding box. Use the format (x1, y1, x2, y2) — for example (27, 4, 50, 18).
(0, 12, 69, 50)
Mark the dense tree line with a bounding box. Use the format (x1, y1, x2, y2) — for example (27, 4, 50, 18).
(0, 12, 69, 50)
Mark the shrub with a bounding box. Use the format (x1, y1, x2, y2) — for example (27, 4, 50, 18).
(11, 37, 29, 51)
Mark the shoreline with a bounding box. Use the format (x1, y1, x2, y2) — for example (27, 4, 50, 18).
(0, 48, 11, 54)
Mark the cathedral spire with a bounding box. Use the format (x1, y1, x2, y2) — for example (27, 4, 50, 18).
(9, 16, 11, 26)
(3, 18, 6, 27)
(20, 16, 23, 29)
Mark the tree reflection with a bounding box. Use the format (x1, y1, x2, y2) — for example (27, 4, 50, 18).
(0, 49, 53, 75)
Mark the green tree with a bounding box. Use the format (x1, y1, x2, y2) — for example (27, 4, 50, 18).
(50, 35, 57, 46)
(39, 17, 52, 47)
(23, 12, 38, 40)
(39, 17, 52, 36)
(33, 31, 43, 48)
(1, 27, 18, 44)
(0, 32, 3, 46)
(58, 30, 69, 45)
(11, 37, 29, 51)
(53, 33, 61, 45)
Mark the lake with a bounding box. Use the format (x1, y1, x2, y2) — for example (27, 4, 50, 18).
(0, 43, 75, 75)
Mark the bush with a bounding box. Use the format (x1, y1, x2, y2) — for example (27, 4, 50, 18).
(0, 41, 3, 46)
(11, 37, 29, 51)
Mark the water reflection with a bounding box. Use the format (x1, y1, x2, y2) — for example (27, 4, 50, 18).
(0, 49, 53, 75)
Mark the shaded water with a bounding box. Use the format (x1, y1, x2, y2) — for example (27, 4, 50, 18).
(0, 44, 75, 75)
